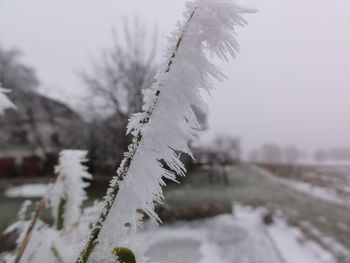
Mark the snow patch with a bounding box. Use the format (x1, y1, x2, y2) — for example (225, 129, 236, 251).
(268, 218, 335, 263)
(142, 205, 339, 263)
(4, 184, 47, 198)
(0, 85, 16, 114)
(254, 166, 350, 208)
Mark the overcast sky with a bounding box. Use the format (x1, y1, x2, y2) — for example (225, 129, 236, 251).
(0, 0, 349, 156)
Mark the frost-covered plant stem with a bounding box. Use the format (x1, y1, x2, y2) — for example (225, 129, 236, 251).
(76, 92, 161, 263)
(50, 150, 92, 231)
(14, 176, 58, 263)
(78, 1, 253, 261)
(50, 245, 65, 263)
(13, 150, 91, 263)
(56, 198, 67, 230)
(76, 10, 198, 263)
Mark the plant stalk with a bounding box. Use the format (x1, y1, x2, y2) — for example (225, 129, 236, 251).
(14, 175, 59, 263)
(75, 7, 197, 263)
(56, 198, 67, 231)
(50, 244, 65, 263)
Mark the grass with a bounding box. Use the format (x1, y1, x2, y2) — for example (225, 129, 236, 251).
(0, 176, 106, 253)
(0, 177, 51, 252)
(1, 164, 349, 256)
(164, 164, 350, 255)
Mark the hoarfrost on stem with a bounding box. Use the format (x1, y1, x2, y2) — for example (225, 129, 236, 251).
(4, 150, 95, 263)
(50, 150, 92, 230)
(81, 0, 255, 262)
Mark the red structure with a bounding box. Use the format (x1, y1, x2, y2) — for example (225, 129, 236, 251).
(22, 156, 42, 177)
(0, 157, 16, 177)
(0, 155, 42, 177)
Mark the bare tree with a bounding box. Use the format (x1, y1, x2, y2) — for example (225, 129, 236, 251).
(80, 21, 157, 120)
(79, 21, 158, 172)
(314, 148, 350, 162)
(212, 135, 241, 164)
(260, 143, 282, 164)
(283, 145, 300, 164)
(79, 21, 209, 174)
(198, 135, 240, 185)
(248, 149, 259, 163)
(0, 46, 38, 92)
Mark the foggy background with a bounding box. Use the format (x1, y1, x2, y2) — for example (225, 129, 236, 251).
(1, 1, 350, 262)
(1, 0, 349, 158)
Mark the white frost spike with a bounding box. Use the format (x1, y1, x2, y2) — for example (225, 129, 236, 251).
(50, 150, 92, 230)
(0, 84, 16, 114)
(87, 0, 253, 261)
(3, 200, 32, 244)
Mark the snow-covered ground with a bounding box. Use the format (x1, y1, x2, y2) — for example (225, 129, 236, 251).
(143, 205, 344, 263)
(254, 166, 350, 208)
(4, 184, 47, 198)
(3, 168, 349, 262)
(275, 178, 349, 207)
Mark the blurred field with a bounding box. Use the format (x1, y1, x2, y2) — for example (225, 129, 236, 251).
(1, 164, 350, 259)
(258, 163, 350, 204)
(163, 164, 350, 257)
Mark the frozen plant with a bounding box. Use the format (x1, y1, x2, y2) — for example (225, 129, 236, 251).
(0, 83, 16, 114)
(3, 0, 254, 262)
(8, 150, 94, 263)
(3, 201, 32, 248)
(50, 150, 93, 230)
(76, 0, 254, 262)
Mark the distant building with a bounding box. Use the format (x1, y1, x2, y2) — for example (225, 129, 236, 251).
(0, 90, 87, 177)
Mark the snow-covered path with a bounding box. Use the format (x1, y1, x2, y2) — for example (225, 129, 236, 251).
(144, 206, 336, 263)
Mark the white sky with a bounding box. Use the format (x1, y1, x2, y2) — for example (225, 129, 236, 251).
(0, 0, 349, 156)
